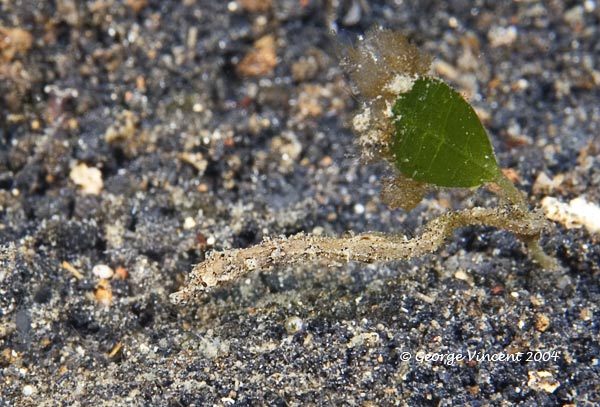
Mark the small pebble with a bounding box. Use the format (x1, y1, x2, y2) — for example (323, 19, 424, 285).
(22, 385, 35, 396)
(541, 196, 600, 233)
(353, 203, 365, 215)
(284, 316, 304, 334)
(348, 332, 379, 348)
(236, 35, 277, 77)
(454, 269, 470, 281)
(311, 226, 324, 236)
(227, 1, 238, 12)
(69, 163, 103, 195)
(92, 264, 114, 279)
(584, 0, 596, 12)
(488, 25, 518, 47)
(579, 307, 592, 321)
(94, 280, 113, 306)
(534, 313, 551, 332)
(183, 217, 196, 229)
(527, 371, 560, 393)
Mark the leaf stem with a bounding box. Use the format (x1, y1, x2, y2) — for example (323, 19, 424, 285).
(493, 170, 527, 210)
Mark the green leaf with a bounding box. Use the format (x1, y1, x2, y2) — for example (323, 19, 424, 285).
(391, 77, 501, 188)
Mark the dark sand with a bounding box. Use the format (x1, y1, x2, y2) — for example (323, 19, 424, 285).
(1, 1, 599, 405)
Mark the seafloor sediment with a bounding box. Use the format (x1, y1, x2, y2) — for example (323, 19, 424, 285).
(1, 1, 599, 405)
